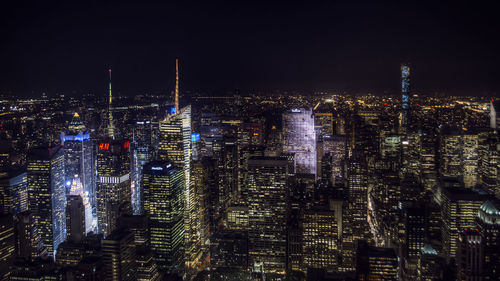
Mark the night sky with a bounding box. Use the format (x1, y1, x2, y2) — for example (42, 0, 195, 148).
(1, 1, 499, 96)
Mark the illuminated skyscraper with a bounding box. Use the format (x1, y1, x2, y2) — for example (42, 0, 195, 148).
(401, 64, 410, 135)
(14, 211, 47, 261)
(0, 214, 14, 277)
(283, 108, 316, 175)
(131, 119, 153, 215)
(96, 140, 131, 237)
(302, 207, 339, 271)
(27, 146, 66, 257)
(158, 105, 193, 268)
(61, 112, 95, 220)
(247, 156, 288, 274)
(0, 170, 27, 215)
(142, 161, 184, 272)
(476, 200, 500, 280)
(107, 68, 115, 138)
(439, 127, 479, 188)
(401, 64, 410, 110)
(457, 229, 484, 280)
(441, 186, 488, 259)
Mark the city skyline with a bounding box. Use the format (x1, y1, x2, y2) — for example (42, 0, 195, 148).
(2, 2, 500, 281)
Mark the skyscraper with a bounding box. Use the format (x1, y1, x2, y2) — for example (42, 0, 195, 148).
(107, 68, 115, 138)
(476, 200, 500, 280)
(457, 229, 484, 280)
(283, 108, 316, 175)
(441, 186, 488, 259)
(157, 105, 193, 269)
(142, 161, 185, 272)
(66, 195, 86, 243)
(96, 140, 131, 237)
(14, 211, 47, 261)
(401, 64, 410, 135)
(27, 146, 66, 257)
(247, 156, 288, 274)
(61, 112, 95, 221)
(102, 230, 137, 281)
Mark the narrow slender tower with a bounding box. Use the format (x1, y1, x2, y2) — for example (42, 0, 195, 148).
(175, 59, 179, 113)
(108, 68, 115, 138)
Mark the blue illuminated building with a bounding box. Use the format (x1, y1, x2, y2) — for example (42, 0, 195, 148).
(61, 113, 96, 228)
(401, 64, 410, 110)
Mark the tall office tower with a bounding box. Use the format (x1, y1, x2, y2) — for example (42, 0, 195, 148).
(61, 112, 94, 218)
(490, 100, 500, 129)
(190, 160, 210, 263)
(96, 140, 131, 237)
(356, 240, 399, 280)
(27, 146, 66, 257)
(158, 104, 191, 186)
(476, 200, 500, 280)
(14, 211, 47, 260)
(68, 176, 92, 234)
(0, 170, 27, 215)
(401, 64, 410, 134)
(399, 202, 426, 280)
(157, 105, 192, 269)
(457, 229, 484, 280)
(107, 68, 115, 138)
(342, 152, 371, 271)
(0, 215, 14, 271)
(302, 207, 339, 271)
(102, 230, 137, 281)
(439, 127, 479, 188)
(117, 215, 161, 281)
(247, 156, 288, 274)
(478, 131, 498, 197)
(215, 137, 238, 210)
(131, 120, 153, 215)
(462, 132, 479, 188)
(283, 108, 316, 175)
(238, 145, 265, 201)
(419, 131, 437, 192)
(441, 186, 489, 259)
(66, 195, 86, 243)
(142, 161, 185, 272)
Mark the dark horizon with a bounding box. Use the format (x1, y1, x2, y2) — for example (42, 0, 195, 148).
(1, 1, 499, 96)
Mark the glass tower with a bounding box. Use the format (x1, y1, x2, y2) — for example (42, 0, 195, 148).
(27, 146, 66, 257)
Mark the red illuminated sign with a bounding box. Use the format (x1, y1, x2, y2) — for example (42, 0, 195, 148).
(124, 141, 130, 149)
(99, 143, 109, 150)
